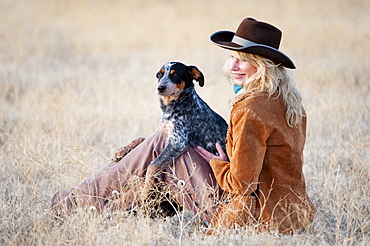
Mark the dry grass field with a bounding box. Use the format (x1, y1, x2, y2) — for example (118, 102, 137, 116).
(1, 0, 369, 245)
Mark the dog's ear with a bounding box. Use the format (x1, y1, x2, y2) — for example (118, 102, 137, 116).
(187, 66, 205, 87)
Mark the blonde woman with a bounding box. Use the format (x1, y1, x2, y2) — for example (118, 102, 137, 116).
(196, 17, 316, 234)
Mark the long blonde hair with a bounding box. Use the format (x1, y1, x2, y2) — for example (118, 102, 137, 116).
(225, 51, 305, 127)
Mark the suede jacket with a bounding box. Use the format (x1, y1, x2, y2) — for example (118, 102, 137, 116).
(210, 93, 316, 234)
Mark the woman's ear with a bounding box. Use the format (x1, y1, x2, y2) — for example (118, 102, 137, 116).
(187, 65, 205, 87)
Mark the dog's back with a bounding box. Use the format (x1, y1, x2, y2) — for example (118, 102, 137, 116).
(169, 87, 227, 155)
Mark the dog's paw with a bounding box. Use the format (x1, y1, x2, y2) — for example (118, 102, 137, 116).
(145, 164, 162, 179)
(140, 164, 163, 199)
(111, 137, 146, 162)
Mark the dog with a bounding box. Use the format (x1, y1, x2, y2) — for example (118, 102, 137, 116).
(144, 62, 228, 182)
(111, 62, 228, 192)
(109, 62, 228, 215)
(112, 62, 228, 165)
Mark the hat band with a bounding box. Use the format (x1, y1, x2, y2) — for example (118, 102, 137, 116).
(232, 36, 259, 47)
(232, 35, 279, 51)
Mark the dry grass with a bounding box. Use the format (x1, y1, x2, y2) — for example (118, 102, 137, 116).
(1, 0, 369, 245)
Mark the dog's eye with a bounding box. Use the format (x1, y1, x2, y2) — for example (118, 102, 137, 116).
(156, 72, 163, 78)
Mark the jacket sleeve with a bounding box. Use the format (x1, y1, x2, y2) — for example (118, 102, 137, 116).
(210, 108, 268, 196)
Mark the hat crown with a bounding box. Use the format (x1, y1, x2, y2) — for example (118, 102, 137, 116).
(235, 18, 282, 49)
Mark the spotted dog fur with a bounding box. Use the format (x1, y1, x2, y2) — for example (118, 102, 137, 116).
(148, 62, 228, 174)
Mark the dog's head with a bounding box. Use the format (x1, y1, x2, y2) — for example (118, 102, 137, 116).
(156, 62, 204, 98)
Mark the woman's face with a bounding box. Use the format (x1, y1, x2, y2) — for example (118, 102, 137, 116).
(229, 55, 257, 86)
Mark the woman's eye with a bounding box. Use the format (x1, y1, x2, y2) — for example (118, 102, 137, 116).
(230, 56, 238, 62)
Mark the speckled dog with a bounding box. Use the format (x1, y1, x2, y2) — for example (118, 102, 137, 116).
(145, 62, 228, 183)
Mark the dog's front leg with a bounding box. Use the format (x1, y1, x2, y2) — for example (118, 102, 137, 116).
(141, 139, 187, 199)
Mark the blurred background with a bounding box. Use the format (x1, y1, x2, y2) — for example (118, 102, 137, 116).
(0, 0, 369, 245)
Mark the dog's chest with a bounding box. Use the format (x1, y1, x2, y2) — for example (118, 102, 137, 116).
(158, 91, 201, 137)
(160, 119, 175, 135)
(160, 108, 189, 136)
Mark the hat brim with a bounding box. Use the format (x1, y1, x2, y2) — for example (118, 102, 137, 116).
(210, 31, 296, 69)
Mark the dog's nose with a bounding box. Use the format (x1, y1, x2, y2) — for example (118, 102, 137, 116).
(157, 85, 166, 93)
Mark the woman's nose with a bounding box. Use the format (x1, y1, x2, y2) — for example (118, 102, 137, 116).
(230, 59, 239, 71)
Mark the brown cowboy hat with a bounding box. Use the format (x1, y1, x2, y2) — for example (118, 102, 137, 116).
(210, 17, 295, 69)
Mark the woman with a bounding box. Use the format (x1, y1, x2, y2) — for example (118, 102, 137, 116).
(196, 17, 316, 234)
(51, 17, 316, 235)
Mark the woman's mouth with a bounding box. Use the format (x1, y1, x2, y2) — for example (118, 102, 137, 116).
(232, 73, 246, 80)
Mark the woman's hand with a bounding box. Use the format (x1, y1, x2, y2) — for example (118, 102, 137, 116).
(195, 143, 228, 163)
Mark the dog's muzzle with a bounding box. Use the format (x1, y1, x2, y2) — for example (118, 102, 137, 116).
(157, 85, 166, 93)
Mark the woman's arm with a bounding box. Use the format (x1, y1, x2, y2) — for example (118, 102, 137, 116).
(210, 108, 268, 196)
